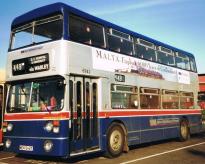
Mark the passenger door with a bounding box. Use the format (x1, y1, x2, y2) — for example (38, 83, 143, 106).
(69, 77, 99, 155)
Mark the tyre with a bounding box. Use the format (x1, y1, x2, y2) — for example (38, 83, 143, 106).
(106, 123, 125, 158)
(179, 119, 190, 141)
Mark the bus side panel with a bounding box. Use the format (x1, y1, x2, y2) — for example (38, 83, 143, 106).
(100, 114, 202, 152)
(140, 116, 165, 143)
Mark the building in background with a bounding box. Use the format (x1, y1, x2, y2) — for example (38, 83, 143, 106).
(198, 74, 205, 109)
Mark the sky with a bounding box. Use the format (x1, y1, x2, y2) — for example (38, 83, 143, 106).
(0, 0, 204, 73)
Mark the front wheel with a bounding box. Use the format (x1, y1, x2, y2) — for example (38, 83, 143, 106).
(106, 124, 125, 158)
(179, 119, 190, 141)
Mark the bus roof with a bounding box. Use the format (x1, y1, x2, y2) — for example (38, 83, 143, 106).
(11, 2, 194, 58)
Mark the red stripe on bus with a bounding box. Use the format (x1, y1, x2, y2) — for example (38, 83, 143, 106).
(4, 109, 201, 121)
(98, 109, 201, 118)
(4, 112, 69, 121)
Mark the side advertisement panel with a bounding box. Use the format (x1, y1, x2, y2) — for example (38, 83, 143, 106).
(92, 48, 190, 84)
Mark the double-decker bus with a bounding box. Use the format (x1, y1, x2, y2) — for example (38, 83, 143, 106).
(0, 69, 6, 146)
(4, 3, 202, 158)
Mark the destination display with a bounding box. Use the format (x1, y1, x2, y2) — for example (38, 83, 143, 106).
(12, 54, 49, 75)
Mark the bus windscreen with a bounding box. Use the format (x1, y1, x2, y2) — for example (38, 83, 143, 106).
(7, 78, 65, 113)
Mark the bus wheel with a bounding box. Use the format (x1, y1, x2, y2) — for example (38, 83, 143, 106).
(106, 123, 124, 158)
(179, 119, 190, 141)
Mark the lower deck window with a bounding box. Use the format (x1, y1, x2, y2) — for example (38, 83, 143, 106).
(180, 92, 194, 109)
(111, 85, 138, 109)
(162, 90, 179, 109)
(162, 95, 179, 109)
(140, 88, 160, 109)
(140, 94, 160, 109)
(110, 85, 195, 110)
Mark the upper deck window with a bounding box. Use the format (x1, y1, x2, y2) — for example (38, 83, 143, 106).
(69, 15, 105, 48)
(175, 52, 190, 70)
(157, 46, 175, 66)
(135, 39, 157, 62)
(10, 15, 63, 50)
(107, 29, 133, 55)
(189, 57, 197, 72)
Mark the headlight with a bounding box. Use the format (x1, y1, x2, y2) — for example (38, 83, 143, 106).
(7, 123, 13, 131)
(44, 122, 53, 132)
(53, 127, 60, 133)
(5, 139, 11, 148)
(43, 140, 53, 152)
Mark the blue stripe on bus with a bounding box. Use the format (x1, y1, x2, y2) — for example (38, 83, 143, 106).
(4, 114, 202, 156)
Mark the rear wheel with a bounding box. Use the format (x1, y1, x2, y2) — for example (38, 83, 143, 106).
(179, 119, 190, 141)
(106, 124, 124, 158)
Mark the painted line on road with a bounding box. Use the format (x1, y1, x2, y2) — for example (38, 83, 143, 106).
(121, 141, 205, 164)
(0, 156, 15, 161)
(25, 159, 48, 164)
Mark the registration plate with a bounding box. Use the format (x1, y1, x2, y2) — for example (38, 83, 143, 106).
(19, 145, 33, 151)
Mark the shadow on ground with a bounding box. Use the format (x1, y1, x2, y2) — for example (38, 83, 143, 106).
(15, 133, 205, 163)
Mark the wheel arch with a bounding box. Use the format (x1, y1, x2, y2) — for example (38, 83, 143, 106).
(180, 116, 190, 127)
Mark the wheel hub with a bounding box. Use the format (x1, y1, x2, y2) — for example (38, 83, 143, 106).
(110, 130, 122, 151)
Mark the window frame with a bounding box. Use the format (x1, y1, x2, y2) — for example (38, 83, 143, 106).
(111, 84, 138, 109)
(140, 87, 160, 109)
(69, 14, 106, 48)
(157, 46, 175, 66)
(175, 52, 191, 70)
(6, 77, 65, 113)
(10, 14, 64, 51)
(107, 28, 134, 55)
(135, 38, 157, 62)
(179, 91, 194, 109)
(161, 90, 179, 109)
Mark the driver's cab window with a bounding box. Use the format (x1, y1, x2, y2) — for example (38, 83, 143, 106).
(7, 79, 65, 113)
(30, 80, 65, 112)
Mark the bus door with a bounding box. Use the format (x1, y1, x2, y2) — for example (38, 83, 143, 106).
(69, 77, 99, 155)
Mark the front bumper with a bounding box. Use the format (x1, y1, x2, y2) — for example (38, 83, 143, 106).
(4, 136, 69, 157)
